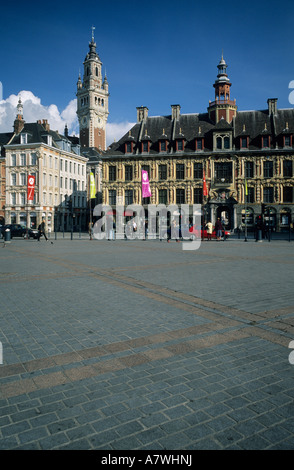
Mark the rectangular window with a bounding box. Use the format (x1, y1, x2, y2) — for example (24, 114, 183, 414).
(11, 154, 16, 166)
(11, 193, 16, 205)
(263, 187, 274, 203)
(20, 134, 27, 144)
(177, 140, 183, 151)
(20, 173, 26, 185)
(214, 162, 233, 183)
(20, 193, 26, 205)
(160, 141, 167, 152)
(194, 162, 202, 179)
(241, 137, 248, 149)
(176, 163, 185, 180)
(159, 164, 167, 180)
(11, 173, 16, 185)
(20, 153, 26, 165)
(245, 161, 254, 178)
(262, 136, 269, 148)
(158, 189, 167, 204)
(143, 141, 149, 152)
(263, 160, 273, 178)
(284, 135, 291, 147)
(109, 166, 117, 181)
(126, 142, 132, 153)
(43, 173, 46, 185)
(142, 165, 150, 177)
(247, 187, 255, 203)
(283, 160, 292, 177)
(283, 187, 293, 203)
(125, 165, 133, 181)
(125, 189, 133, 205)
(176, 188, 185, 204)
(196, 139, 203, 150)
(31, 153, 37, 165)
(109, 190, 117, 205)
(193, 188, 202, 204)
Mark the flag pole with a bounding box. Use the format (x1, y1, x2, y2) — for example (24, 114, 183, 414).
(244, 179, 248, 242)
(89, 171, 92, 240)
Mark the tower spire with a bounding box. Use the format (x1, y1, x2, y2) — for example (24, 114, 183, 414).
(207, 55, 237, 124)
(91, 25, 95, 43)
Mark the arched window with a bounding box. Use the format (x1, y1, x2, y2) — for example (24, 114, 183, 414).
(96, 67, 98, 76)
(217, 137, 222, 149)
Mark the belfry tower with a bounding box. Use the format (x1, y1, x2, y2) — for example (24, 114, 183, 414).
(77, 27, 109, 150)
(208, 54, 237, 124)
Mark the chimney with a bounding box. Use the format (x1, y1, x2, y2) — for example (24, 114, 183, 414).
(42, 119, 50, 131)
(268, 98, 278, 116)
(13, 115, 25, 134)
(136, 106, 148, 123)
(171, 104, 181, 120)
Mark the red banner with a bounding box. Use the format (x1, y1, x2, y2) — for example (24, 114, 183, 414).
(203, 171, 208, 197)
(27, 175, 35, 201)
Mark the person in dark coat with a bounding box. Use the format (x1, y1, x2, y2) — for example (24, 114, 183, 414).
(37, 220, 48, 241)
(215, 218, 223, 241)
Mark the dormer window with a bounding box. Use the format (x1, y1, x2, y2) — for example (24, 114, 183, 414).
(142, 141, 149, 153)
(43, 135, 52, 146)
(240, 136, 249, 149)
(195, 138, 203, 151)
(20, 133, 28, 144)
(215, 134, 231, 151)
(283, 135, 292, 147)
(262, 135, 270, 148)
(160, 140, 167, 152)
(176, 140, 184, 151)
(125, 141, 133, 153)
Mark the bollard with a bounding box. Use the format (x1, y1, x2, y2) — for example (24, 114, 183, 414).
(4, 228, 11, 242)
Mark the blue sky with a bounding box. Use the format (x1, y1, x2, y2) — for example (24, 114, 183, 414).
(1, 0, 294, 145)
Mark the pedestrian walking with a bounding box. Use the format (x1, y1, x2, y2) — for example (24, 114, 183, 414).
(205, 221, 213, 241)
(37, 219, 48, 241)
(88, 222, 93, 240)
(215, 218, 223, 241)
(168, 219, 180, 242)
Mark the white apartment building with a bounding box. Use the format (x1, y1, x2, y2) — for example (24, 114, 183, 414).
(4, 105, 88, 232)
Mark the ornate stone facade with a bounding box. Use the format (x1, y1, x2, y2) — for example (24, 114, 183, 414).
(101, 57, 294, 232)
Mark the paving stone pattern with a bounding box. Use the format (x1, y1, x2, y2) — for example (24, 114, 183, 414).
(0, 236, 294, 449)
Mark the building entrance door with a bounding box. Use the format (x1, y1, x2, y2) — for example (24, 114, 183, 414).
(216, 205, 232, 229)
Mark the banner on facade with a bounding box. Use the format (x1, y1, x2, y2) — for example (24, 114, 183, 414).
(142, 170, 151, 198)
(27, 175, 35, 201)
(203, 171, 208, 197)
(90, 172, 96, 199)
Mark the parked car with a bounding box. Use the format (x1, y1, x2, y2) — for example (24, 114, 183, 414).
(1, 224, 26, 239)
(26, 228, 39, 239)
(189, 225, 231, 240)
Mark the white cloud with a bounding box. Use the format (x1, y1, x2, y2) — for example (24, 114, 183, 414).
(0, 90, 134, 147)
(106, 121, 135, 147)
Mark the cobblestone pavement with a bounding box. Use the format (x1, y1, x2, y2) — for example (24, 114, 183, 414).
(0, 236, 294, 450)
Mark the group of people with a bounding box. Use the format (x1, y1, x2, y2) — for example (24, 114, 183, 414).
(88, 217, 226, 242)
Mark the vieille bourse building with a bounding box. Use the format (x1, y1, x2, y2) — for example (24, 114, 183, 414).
(101, 56, 294, 232)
